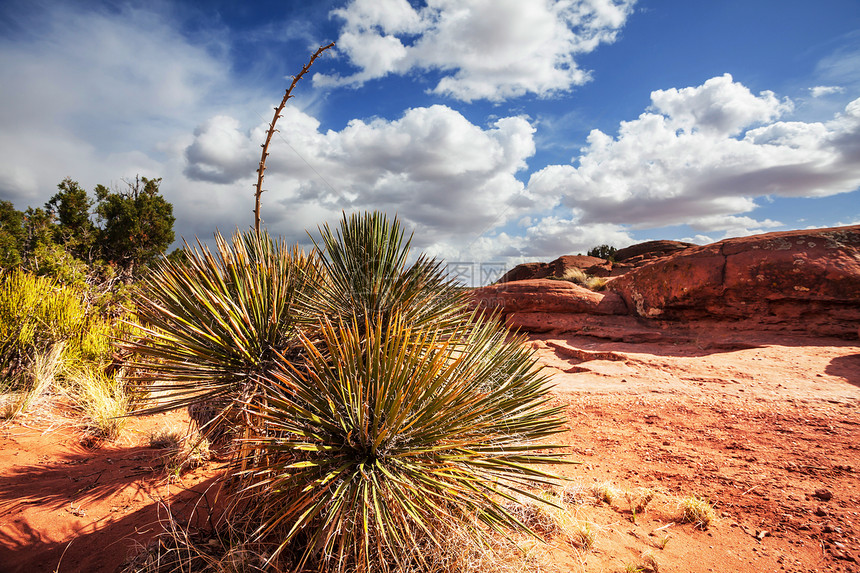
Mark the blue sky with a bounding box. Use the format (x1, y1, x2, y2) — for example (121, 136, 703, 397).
(1, 0, 859, 279)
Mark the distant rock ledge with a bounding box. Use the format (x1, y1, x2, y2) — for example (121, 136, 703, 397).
(497, 240, 695, 282)
(472, 225, 860, 340)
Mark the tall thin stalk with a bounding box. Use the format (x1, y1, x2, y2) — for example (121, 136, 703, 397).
(254, 42, 335, 233)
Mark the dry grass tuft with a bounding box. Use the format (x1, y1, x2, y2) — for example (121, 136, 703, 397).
(678, 495, 716, 529)
(2, 344, 64, 420)
(591, 482, 620, 506)
(555, 268, 609, 291)
(626, 487, 656, 521)
(562, 518, 597, 552)
(505, 499, 561, 539)
(148, 427, 211, 477)
(560, 268, 588, 284)
(560, 483, 591, 506)
(585, 276, 609, 291)
(66, 369, 130, 440)
(148, 427, 185, 450)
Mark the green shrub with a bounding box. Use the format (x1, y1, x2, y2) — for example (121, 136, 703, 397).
(0, 268, 122, 397)
(28, 242, 89, 288)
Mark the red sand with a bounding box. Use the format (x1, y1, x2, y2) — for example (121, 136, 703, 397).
(1, 329, 858, 572)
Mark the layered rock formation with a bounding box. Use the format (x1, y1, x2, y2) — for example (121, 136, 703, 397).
(610, 226, 860, 337)
(497, 241, 694, 282)
(496, 255, 610, 282)
(473, 226, 860, 339)
(609, 240, 695, 276)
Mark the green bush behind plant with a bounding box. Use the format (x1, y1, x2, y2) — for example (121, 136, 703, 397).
(0, 268, 134, 432)
(0, 270, 112, 382)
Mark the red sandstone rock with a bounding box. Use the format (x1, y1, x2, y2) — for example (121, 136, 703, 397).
(497, 242, 694, 283)
(477, 226, 860, 339)
(496, 262, 549, 283)
(609, 226, 860, 338)
(613, 240, 695, 263)
(497, 255, 609, 283)
(472, 279, 628, 316)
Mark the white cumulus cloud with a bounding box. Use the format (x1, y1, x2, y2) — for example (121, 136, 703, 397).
(527, 74, 860, 239)
(650, 74, 792, 136)
(183, 104, 539, 249)
(810, 85, 846, 98)
(315, 0, 636, 101)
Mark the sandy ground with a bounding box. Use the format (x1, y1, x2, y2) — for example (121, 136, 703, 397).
(0, 408, 222, 573)
(0, 330, 858, 572)
(530, 331, 860, 573)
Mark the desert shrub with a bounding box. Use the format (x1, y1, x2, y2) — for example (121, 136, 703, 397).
(587, 244, 617, 261)
(1, 270, 79, 385)
(127, 212, 569, 572)
(0, 269, 133, 424)
(125, 229, 320, 439)
(235, 315, 564, 571)
(0, 269, 119, 379)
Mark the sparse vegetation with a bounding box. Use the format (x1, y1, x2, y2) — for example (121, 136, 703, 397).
(587, 244, 617, 261)
(592, 482, 620, 506)
(678, 495, 716, 529)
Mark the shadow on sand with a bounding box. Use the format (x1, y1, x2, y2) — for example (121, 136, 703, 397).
(0, 442, 225, 573)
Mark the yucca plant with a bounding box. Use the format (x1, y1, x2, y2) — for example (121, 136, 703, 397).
(125, 212, 571, 572)
(310, 212, 467, 334)
(233, 313, 566, 572)
(125, 229, 319, 440)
